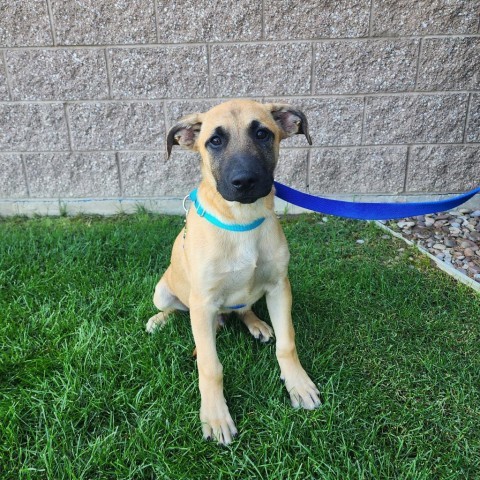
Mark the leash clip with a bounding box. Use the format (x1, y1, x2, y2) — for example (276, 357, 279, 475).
(182, 194, 191, 214)
(184, 192, 205, 217)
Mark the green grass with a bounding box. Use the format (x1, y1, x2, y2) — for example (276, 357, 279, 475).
(1, 213, 480, 479)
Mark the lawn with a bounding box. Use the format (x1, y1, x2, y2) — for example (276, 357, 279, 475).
(1, 213, 480, 479)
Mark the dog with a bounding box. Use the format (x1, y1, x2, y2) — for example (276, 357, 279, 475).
(146, 99, 320, 444)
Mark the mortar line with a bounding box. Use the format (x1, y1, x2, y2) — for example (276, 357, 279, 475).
(206, 44, 212, 98)
(306, 148, 311, 192)
(2, 34, 480, 52)
(163, 99, 170, 140)
(104, 49, 113, 99)
(360, 96, 367, 144)
(4, 143, 478, 156)
(5, 190, 473, 202)
(310, 43, 316, 95)
(20, 154, 31, 197)
(413, 38, 423, 89)
(0, 90, 474, 104)
(402, 145, 411, 193)
(115, 152, 123, 196)
(463, 93, 472, 143)
(63, 103, 74, 151)
(2, 51, 13, 101)
(44, 0, 57, 46)
(368, 0, 374, 36)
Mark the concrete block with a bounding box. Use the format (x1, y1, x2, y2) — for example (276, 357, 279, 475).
(309, 147, 407, 194)
(364, 94, 468, 145)
(120, 151, 201, 197)
(166, 99, 221, 128)
(315, 39, 419, 94)
(0, 154, 28, 198)
(467, 94, 480, 143)
(0, 103, 69, 151)
(407, 146, 480, 193)
(7, 49, 109, 101)
(157, 0, 261, 42)
(24, 153, 120, 197)
(109, 46, 208, 99)
(68, 102, 165, 150)
(0, 0, 52, 47)
(275, 149, 308, 190)
(51, 0, 156, 45)
(264, 0, 370, 40)
(418, 37, 480, 91)
(372, 0, 479, 36)
(210, 43, 311, 97)
(266, 97, 363, 147)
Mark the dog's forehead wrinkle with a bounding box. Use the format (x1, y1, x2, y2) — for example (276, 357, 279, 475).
(200, 100, 277, 137)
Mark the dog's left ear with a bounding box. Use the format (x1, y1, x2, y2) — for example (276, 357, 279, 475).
(166, 113, 203, 159)
(266, 104, 312, 145)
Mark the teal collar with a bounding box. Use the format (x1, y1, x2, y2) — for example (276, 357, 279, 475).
(189, 189, 265, 232)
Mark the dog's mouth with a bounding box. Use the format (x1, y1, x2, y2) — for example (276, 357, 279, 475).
(217, 177, 273, 204)
(215, 153, 275, 204)
(230, 194, 267, 204)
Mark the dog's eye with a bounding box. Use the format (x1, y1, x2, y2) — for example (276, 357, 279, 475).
(209, 135, 222, 147)
(256, 129, 269, 140)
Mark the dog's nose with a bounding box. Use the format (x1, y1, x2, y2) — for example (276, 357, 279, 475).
(231, 173, 256, 192)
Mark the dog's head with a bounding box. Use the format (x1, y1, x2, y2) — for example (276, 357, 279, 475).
(167, 99, 311, 204)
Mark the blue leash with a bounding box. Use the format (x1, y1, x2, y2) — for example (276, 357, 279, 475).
(274, 181, 480, 221)
(188, 183, 480, 225)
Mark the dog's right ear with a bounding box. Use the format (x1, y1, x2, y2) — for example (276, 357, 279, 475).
(166, 113, 203, 159)
(265, 103, 312, 145)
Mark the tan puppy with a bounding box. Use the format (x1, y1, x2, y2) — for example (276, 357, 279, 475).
(146, 99, 320, 444)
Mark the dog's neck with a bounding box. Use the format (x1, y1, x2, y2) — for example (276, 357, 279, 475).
(197, 180, 275, 225)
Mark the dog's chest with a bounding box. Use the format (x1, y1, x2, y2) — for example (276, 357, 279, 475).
(229, 243, 262, 280)
(213, 234, 287, 306)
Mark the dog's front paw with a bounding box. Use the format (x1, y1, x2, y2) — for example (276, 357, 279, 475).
(145, 312, 168, 333)
(240, 312, 274, 343)
(200, 398, 238, 445)
(282, 369, 321, 410)
(247, 319, 274, 342)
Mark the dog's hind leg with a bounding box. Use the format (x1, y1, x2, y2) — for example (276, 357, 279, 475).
(146, 271, 187, 333)
(239, 310, 274, 343)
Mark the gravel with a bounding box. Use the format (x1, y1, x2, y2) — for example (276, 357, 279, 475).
(386, 208, 480, 283)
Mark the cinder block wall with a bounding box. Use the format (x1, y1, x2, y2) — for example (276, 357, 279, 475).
(1, 1, 479, 215)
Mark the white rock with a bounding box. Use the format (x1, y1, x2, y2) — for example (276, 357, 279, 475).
(397, 221, 415, 228)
